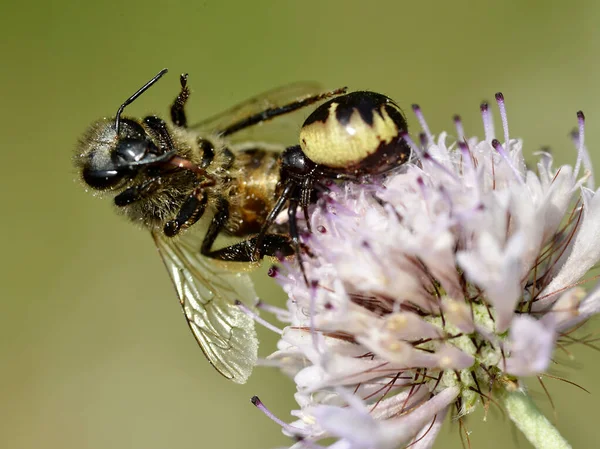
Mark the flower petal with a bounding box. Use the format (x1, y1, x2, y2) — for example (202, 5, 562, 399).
(504, 315, 555, 376)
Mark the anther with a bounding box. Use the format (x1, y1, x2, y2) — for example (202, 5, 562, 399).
(458, 141, 475, 176)
(453, 114, 465, 141)
(419, 132, 428, 149)
(480, 102, 495, 141)
(495, 92, 510, 148)
(574, 111, 586, 176)
(457, 141, 471, 161)
(250, 396, 306, 436)
(412, 104, 434, 144)
(491, 139, 523, 184)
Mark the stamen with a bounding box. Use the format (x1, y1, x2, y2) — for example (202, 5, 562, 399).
(416, 176, 429, 202)
(251, 396, 307, 436)
(573, 111, 593, 186)
(480, 102, 495, 141)
(256, 299, 290, 318)
(577, 110, 585, 149)
(453, 114, 465, 141)
(267, 265, 279, 278)
(401, 131, 423, 158)
(419, 132, 429, 149)
(573, 114, 583, 179)
(235, 300, 283, 335)
(309, 281, 321, 353)
(495, 93, 510, 148)
(570, 118, 594, 189)
(458, 141, 474, 172)
(422, 152, 460, 182)
(491, 139, 524, 184)
(412, 104, 434, 144)
(438, 185, 454, 216)
(569, 129, 579, 147)
(457, 142, 481, 205)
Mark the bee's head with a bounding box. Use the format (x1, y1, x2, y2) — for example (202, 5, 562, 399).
(74, 69, 170, 192)
(75, 118, 167, 190)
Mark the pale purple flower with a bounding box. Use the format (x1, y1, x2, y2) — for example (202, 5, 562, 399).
(252, 94, 600, 449)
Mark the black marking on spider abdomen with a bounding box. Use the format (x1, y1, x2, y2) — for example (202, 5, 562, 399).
(303, 91, 402, 127)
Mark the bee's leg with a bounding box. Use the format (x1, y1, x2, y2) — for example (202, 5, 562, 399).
(114, 176, 161, 206)
(143, 116, 176, 152)
(202, 235, 295, 262)
(197, 138, 216, 169)
(219, 87, 347, 137)
(163, 190, 208, 237)
(200, 199, 294, 262)
(170, 73, 190, 128)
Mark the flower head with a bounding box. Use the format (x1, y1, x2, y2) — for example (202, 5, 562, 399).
(256, 94, 600, 449)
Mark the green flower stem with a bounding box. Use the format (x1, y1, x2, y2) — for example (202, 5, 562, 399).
(502, 389, 571, 449)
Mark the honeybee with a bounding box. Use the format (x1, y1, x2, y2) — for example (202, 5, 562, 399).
(74, 69, 410, 383)
(74, 69, 346, 383)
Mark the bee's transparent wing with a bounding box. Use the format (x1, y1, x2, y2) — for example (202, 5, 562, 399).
(151, 230, 258, 383)
(190, 81, 325, 144)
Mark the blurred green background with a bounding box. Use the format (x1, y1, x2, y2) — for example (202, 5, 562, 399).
(2, 1, 600, 448)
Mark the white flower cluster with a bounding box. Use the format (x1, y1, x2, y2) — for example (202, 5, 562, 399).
(261, 95, 600, 449)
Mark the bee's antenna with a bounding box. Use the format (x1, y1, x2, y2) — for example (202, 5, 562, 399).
(115, 68, 168, 134)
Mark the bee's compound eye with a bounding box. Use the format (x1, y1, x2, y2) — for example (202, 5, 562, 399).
(115, 138, 152, 163)
(82, 167, 125, 189)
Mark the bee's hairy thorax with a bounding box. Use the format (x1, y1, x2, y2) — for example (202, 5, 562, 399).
(118, 126, 282, 238)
